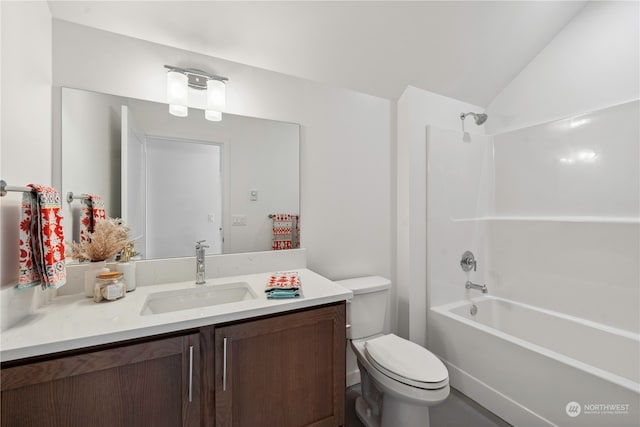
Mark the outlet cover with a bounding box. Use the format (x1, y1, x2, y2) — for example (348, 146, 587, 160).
(232, 215, 247, 226)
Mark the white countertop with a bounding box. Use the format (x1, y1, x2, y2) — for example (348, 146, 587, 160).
(1, 269, 352, 362)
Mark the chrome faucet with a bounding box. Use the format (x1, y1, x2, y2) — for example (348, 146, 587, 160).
(195, 240, 209, 285)
(465, 280, 488, 293)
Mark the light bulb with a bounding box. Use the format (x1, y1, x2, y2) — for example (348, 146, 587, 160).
(167, 70, 188, 117)
(205, 79, 225, 121)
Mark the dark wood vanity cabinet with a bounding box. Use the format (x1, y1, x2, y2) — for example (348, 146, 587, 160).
(211, 303, 346, 427)
(1, 333, 201, 427)
(0, 302, 345, 427)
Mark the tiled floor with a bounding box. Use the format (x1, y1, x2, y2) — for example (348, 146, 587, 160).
(346, 385, 512, 427)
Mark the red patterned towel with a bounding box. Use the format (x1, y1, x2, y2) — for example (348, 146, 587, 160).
(18, 185, 66, 290)
(265, 271, 301, 291)
(80, 194, 106, 242)
(271, 213, 300, 251)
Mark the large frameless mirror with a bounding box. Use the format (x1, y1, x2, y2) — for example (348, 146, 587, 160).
(60, 87, 300, 260)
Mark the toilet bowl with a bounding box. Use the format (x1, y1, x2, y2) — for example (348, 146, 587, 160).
(336, 277, 450, 427)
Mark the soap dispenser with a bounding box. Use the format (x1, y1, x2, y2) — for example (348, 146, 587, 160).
(116, 242, 137, 292)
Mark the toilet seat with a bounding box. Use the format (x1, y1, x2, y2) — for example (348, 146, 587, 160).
(364, 334, 449, 390)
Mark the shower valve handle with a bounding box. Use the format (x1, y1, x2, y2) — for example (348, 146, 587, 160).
(460, 251, 477, 272)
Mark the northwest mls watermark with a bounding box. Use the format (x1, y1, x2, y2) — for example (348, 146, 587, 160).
(566, 401, 631, 417)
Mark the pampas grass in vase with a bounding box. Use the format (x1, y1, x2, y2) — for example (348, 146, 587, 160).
(68, 218, 130, 297)
(68, 218, 130, 262)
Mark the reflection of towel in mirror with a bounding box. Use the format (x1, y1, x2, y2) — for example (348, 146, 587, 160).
(271, 214, 300, 250)
(18, 184, 66, 290)
(80, 194, 106, 242)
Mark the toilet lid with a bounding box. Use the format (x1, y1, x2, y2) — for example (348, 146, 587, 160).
(365, 334, 448, 388)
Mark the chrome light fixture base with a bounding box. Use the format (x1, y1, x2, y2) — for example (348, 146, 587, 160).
(164, 65, 228, 90)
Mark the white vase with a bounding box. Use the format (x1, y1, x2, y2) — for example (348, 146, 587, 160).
(84, 260, 108, 297)
(116, 261, 137, 292)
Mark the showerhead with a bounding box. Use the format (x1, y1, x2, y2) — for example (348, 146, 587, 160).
(474, 113, 488, 125)
(460, 112, 488, 125)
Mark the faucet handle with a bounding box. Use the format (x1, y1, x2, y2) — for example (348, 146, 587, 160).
(196, 240, 209, 249)
(460, 251, 477, 272)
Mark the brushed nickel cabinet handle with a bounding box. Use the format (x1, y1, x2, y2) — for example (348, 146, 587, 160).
(223, 337, 228, 391)
(188, 345, 194, 402)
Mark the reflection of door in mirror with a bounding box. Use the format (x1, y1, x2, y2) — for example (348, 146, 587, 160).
(121, 105, 147, 256)
(145, 136, 223, 259)
(122, 107, 224, 259)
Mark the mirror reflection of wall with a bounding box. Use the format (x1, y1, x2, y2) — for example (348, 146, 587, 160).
(61, 87, 300, 260)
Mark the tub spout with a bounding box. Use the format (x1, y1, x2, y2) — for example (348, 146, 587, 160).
(465, 280, 488, 293)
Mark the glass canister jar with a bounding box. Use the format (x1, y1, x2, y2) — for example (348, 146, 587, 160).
(94, 271, 126, 302)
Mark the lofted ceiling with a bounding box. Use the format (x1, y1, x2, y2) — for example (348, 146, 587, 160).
(47, 1, 587, 106)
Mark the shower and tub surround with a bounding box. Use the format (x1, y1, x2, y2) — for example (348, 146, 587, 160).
(425, 100, 640, 426)
(431, 296, 640, 426)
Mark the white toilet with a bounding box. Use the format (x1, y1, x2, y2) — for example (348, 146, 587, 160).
(336, 277, 450, 427)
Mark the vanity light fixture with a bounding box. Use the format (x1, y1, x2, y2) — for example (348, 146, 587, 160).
(164, 65, 228, 121)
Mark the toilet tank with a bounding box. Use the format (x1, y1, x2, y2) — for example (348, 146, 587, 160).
(335, 276, 391, 339)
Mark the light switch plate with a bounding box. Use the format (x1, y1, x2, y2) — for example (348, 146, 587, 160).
(232, 215, 247, 226)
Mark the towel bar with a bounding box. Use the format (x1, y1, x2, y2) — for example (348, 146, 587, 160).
(66, 191, 91, 204)
(0, 180, 36, 197)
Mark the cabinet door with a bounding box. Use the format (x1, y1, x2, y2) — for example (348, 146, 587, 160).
(214, 303, 346, 427)
(1, 333, 200, 427)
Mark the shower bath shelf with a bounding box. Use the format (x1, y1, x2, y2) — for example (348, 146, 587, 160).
(449, 215, 640, 224)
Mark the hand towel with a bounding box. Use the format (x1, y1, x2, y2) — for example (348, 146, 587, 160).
(80, 194, 106, 242)
(266, 272, 301, 299)
(18, 184, 66, 290)
(266, 288, 300, 299)
(265, 271, 301, 291)
(271, 213, 300, 250)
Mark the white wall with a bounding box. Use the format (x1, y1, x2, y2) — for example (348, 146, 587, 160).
(227, 118, 299, 253)
(61, 88, 124, 243)
(0, 1, 52, 330)
(52, 20, 391, 281)
(487, 1, 639, 134)
(396, 86, 486, 345)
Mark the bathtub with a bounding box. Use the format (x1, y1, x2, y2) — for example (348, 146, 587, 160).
(430, 296, 640, 426)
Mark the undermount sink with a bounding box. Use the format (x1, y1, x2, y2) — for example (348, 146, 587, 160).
(140, 282, 258, 315)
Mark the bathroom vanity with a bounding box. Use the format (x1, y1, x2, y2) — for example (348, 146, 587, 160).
(1, 268, 349, 427)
